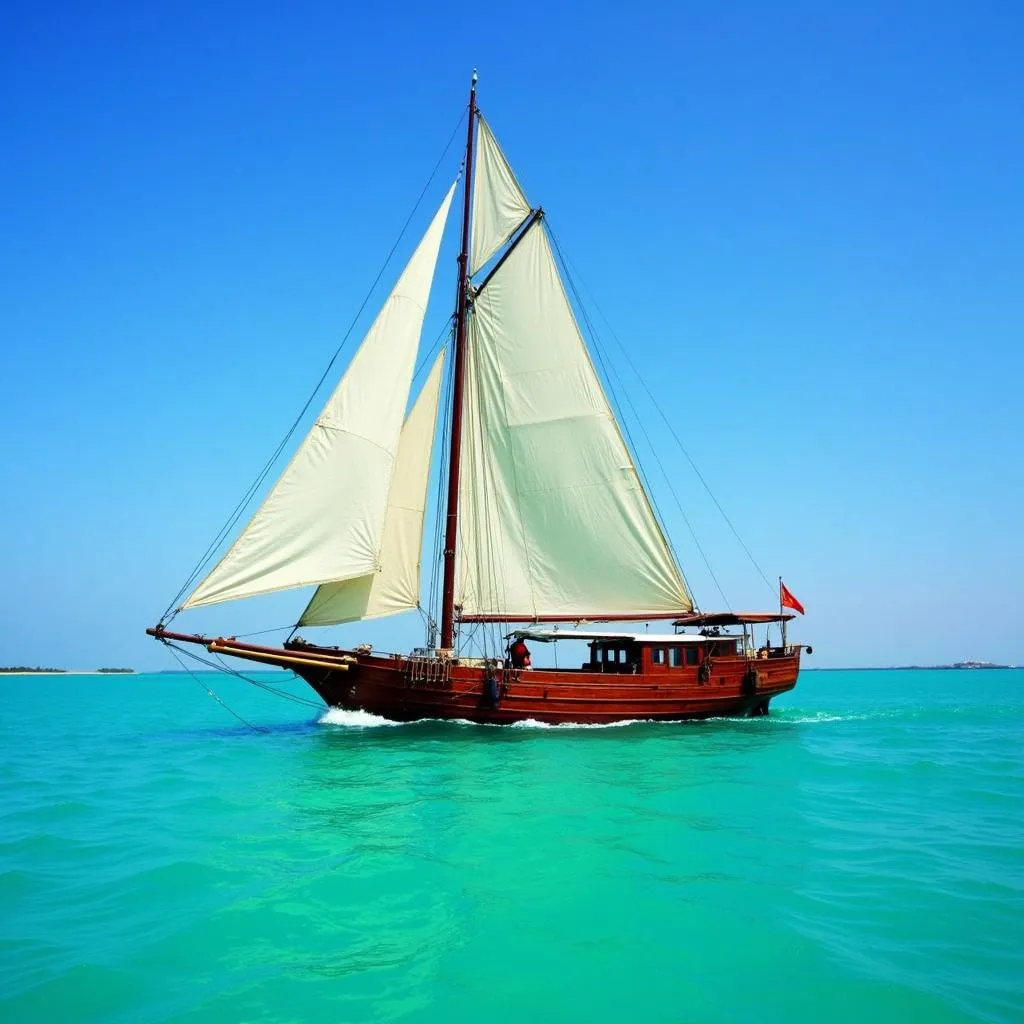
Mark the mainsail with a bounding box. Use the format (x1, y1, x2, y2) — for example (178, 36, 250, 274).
(181, 182, 456, 611)
(298, 349, 446, 625)
(457, 135, 692, 620)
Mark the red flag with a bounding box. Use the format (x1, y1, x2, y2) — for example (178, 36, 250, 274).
(780, 580, 805, 615)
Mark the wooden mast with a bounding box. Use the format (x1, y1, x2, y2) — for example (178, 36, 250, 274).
(440, 70, 478, 651)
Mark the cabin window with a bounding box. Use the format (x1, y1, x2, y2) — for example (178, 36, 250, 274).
(686, 647, 699, 666)
(669, 647, 682, 667)
(707, 640, 738, 657)
(652, 648, 665, 665)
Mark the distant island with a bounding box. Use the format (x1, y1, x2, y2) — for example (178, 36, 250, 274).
(891, 661, 1014, 670)
(937, 661, 1013, 670)
(808, 661, 1015, 671)
(0, 666, 66, 674)
(1, 667, 136, 674)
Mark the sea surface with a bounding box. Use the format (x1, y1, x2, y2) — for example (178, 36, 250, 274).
(1, 667, 1021, 1022)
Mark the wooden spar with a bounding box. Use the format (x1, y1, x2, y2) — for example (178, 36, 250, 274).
(473, 207, 543, 297)
(146, 627, 354, 671)
(440, 70, 478, 652)
(207, 642, 350, 672)
(458, 611, 692, 624)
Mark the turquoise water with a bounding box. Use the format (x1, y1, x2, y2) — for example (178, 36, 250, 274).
(1, 668, 1022, 1022)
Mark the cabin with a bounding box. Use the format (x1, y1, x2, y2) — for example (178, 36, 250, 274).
(582, 634, 742, 674)
(508, 629, 745, 675)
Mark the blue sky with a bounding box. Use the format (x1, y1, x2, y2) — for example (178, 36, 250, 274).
(1, 0, 1021, 670)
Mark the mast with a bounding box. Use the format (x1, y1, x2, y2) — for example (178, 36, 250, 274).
(440, 70, 478, 651)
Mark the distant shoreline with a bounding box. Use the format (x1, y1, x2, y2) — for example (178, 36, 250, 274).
(805, 664, 1016, 672)
(0, 669, 137, 676)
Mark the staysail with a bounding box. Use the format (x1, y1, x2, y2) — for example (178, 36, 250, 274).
(457, 173, 692, 619)
(297, 349, 446, 625)
(470, 116, 532, 275)
(181, 182, 456, 611)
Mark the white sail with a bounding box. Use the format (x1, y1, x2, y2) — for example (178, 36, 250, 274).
(298, 349, 446, 625)
(470, 116, 532, 275)
(457, 220, 693, 619)
(182, 183, 457, 610)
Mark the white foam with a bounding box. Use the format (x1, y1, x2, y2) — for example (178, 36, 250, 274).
(317, 707, 865, 729)
(508, 717, 651, 730)
(316, 708, 656, 730)
(779, 712, 873, 724)
(318, 708, 404, 728)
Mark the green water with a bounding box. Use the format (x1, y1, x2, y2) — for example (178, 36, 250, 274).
(1, 668, 1021, 1022)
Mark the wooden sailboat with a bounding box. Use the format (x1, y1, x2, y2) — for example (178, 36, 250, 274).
(148, 74, 809, 724)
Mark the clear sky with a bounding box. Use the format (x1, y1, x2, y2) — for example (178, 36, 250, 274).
(2, 0, 1021, 670)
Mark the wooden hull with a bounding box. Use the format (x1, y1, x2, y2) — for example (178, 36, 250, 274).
(293, 648, 800, 725)
(147, 630, 800, 725)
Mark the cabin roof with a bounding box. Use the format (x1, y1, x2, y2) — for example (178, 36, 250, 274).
(672, 611, 795, 627)
(508, 628, 732, 644)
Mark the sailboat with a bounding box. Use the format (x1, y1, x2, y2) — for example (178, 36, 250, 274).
(148, 74, 809, 724)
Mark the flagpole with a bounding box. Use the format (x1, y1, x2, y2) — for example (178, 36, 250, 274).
(780, 577, 788, 652)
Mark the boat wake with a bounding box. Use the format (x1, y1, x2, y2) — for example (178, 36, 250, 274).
(316, 709, 655, 730)
(317, 708, 875, 730)
(508, 718, 649, 730)
(318, 708, 406, 728)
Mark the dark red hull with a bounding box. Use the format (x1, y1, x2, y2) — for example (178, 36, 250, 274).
(147, 630, 800, 724)
(297, 650, 799, 724)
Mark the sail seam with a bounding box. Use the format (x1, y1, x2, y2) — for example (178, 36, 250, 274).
(503, 478, 640, 498)
(310, 423, 399, 461)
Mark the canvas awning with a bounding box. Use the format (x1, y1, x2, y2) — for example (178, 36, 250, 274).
(672, 612, 794, 627)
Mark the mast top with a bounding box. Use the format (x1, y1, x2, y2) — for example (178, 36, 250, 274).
(472, 68, 478, 85)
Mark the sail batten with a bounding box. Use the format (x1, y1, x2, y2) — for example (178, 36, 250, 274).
(181, 183, 457, 612)
(298, 349, 447, 626)
(456, 218, 692, 620)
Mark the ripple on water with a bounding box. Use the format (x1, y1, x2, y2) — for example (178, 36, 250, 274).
(1, 669, 1022, 1022)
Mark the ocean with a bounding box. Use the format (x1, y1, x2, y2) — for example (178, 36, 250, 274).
(1, 667, 1021, 1022)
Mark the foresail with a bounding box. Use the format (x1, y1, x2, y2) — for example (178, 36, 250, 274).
(181, 183, 457, 611)
(457, 220, 693, 619)
(470, 116, 532, 275)
(298, 349, 446, 625)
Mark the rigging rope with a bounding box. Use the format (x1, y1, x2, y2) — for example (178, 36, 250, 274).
(161, 638, 325, 711)
(165, 644, 270, 733)
(162, 110, 468, 622)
